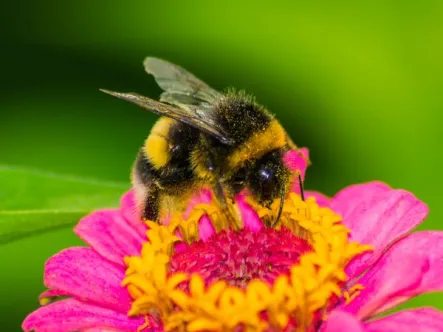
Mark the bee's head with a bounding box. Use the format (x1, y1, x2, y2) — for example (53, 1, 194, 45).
(247, 150, 290, 207)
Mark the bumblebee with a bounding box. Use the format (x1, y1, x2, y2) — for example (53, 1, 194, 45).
(101, 57, 305, 223)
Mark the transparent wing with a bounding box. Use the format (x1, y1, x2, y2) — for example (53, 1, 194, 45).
(144, 57, 222, 104)
(100, 89, 233, 145)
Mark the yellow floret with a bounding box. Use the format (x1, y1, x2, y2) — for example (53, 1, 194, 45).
(123, 193, 372, 331)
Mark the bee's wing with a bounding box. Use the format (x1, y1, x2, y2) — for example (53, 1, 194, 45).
(100, 89, 233, 145)
(144, 57, 221, 104)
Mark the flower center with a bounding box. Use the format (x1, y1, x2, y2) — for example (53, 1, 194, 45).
(170, 228, 312, 288)
(122, 193, 372, 332)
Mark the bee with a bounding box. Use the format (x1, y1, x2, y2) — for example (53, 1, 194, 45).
(101, 57, 305, 223)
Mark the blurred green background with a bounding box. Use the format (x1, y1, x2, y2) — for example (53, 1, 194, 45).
(2, 1, 443, 330)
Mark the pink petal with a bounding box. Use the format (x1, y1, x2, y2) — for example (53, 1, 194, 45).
(321, 310, 365, 332)
(330, 182, 391, 220)
(119, 190, 148, 237)
(184, 188, 212, 212)
(198, 215, 217, 241)
(74, 209, 145, 267)
(341, 231, 443, 319)
(22, 298, 143, 332)
(283, 148, 310, 179)
(305, 190, 330, 207)
(82, 329, 121, 332)
(364, 308, 443, 332)
(44, 247, 132, 313)
(39, 289, 70, 304)
(82, 329, 123, 332)
(340, 187, 428, 279)
(283, 148, 310, 195)
(236, 193, 264, 232)
(341, 252, 425, 319)
(184, 188, 216, 241)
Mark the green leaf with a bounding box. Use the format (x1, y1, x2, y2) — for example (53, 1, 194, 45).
(0, 165, 128, 244)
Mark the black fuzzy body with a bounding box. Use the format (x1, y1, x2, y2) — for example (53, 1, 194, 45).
(134, 91, 291, 221)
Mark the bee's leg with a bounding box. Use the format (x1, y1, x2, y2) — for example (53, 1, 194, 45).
(214, 181, 229, 211)
(142, 184, 160, 222)
(298, 173, 305, 201)
(213, 181, 241, 230)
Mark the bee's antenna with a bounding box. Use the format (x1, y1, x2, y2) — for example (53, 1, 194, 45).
(273, 183, 286, 227)
(298, 173, 305, 201)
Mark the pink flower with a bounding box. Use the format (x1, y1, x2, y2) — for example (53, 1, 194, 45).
(22, 149, 443, 332)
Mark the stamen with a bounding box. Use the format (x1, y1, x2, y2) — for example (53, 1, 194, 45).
(170, 228, 312, 288)
(344, 284, 365, 304)
(178, 198, 243, 244)
(137, 316, 150, 332)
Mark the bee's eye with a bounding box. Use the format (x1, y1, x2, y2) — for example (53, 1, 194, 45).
(259, 167, 274, 181)
(258, 166, 277, 195)
(247, 150, 286, 205)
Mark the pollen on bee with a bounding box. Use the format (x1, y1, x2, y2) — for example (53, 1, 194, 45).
(226, 119, 287, 170)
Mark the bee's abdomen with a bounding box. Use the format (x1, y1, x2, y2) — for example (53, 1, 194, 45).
(132, 118, 199, 221)
(138, 117, 200, 189)
(131, 149, 160, 220)
(144, 117, 176, 170)
(133, 148, 159, 186)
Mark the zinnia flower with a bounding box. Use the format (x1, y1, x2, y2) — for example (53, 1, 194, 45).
(22, 148, 443, 332)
